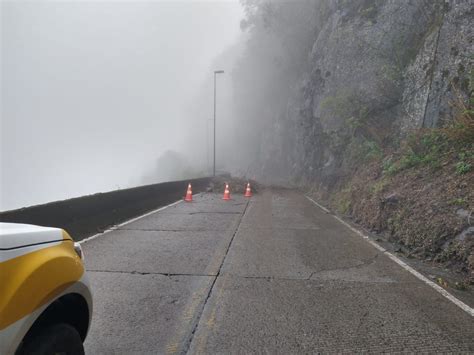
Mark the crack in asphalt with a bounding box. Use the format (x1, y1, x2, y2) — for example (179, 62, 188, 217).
(87, 269, 217, 277)
(87, 266, 404, 284)
(182, 199, 251, 354)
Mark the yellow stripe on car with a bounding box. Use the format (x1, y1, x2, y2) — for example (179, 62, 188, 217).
(0, 240, 84, 330)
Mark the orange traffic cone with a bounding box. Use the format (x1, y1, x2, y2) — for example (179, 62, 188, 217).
(244, 183, 252, 197)
(184, 183, 193, 202)
(222, 183, 231, 200)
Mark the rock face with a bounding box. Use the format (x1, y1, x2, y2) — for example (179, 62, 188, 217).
(238, 0, 473, 186)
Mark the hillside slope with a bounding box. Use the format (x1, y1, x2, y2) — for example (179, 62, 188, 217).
(229, 0, 474, 281)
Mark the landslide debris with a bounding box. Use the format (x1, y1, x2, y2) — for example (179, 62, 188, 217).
(209, 176, 260, 194)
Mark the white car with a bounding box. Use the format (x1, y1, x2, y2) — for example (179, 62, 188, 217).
(0, 223, 93, 354)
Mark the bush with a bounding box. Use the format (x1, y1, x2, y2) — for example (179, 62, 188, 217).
(443, 80, 474, 144)
(383, 146, 442, 175)
(456, 161, 472, 175)
(333, 187, 353, 215)
(349, 138, 383, 164)
(382, 80, 473, 176)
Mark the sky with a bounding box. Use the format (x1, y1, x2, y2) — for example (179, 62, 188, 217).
(0, 0, 244, 211)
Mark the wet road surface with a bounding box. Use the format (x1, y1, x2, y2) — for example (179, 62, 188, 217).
(83, 189, 474, 354)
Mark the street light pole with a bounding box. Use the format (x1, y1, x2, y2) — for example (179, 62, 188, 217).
(213, 70, 224, 177)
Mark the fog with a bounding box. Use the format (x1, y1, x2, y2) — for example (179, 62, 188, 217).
(1, 0, 244, 211)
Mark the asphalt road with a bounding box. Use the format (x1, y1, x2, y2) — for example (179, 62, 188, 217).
(83, 188, 474, 354)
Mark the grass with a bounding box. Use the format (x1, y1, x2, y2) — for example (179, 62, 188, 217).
(370, 178, 389, 195)
(456, 161, 472, 175)
(333, 187, 353, 215)
(379, 80, 474, 176)
(382, 108, 473, 176)
(349, 138, 384, 164)
(449, 197, 467, 206)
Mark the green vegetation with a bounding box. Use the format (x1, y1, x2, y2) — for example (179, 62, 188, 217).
(320, 90, 389, 167)
(334, 187, 353, 215)
(382, 82, 474, 176)
(456, 150, 474, 174)
(370, 178, 389, 195)
(456, 161, 472, 175)
(454, 280, 469, 291)
(382, 133, 473, 176)
(381, 132, 443, 175)
(348, 138, 383, 163)
(449, 197, 467, 206)
(387, 210, 404, 234)
(320, 90, 369, 131)
(321, 79, 473, 179)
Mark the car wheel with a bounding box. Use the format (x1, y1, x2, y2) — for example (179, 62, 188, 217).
(17, 323, 84, 355)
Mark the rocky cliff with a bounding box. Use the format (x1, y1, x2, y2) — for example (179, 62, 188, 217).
(231, 0, 472, 185)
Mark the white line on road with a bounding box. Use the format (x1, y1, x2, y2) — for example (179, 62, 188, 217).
(306, 195, 474, 317)
(78, 197, 188, 245)
(305, 196, 330, 213)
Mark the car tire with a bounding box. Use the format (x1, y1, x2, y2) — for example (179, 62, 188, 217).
(17, 323, 84, 355)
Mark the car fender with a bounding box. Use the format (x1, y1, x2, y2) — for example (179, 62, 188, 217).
(0, 238, 89, 354)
